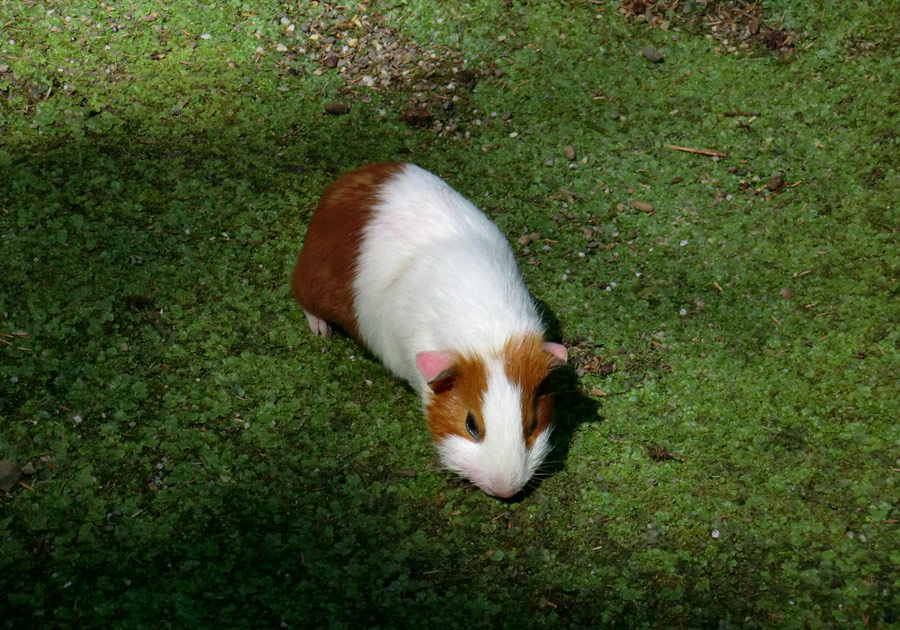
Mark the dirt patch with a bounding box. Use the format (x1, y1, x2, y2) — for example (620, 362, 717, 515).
(564, 336, 618, 379)
(619, 0, 799, 54)
(288, 4, 478, 135)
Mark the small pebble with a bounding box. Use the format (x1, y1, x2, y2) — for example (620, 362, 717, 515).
(200, 33, 211, 40)
(324, 102, 350, 115)
(767, 173, 785, 194)
(711, 529, 720, 539)
(0, 459, 22, 491)
(564, 145, 576, 161)
(543, 158, 555, 167)
(517, 232, 541, 246)
(276, 44, 288, 52)
(641, 46, 663, 62)
(455, 69, 476, 85)
(632, 201, 654, 213)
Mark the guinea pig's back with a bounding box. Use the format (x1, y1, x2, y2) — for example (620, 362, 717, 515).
(359, 164, 505, 258)
(291, 162, 406, 338)
(353, 164, 543, 388)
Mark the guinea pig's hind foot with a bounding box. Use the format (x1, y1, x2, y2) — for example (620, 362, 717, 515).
(304, 311, 333, 337)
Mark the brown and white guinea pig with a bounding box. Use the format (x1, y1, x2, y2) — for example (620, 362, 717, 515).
(291, 162, 567, 498)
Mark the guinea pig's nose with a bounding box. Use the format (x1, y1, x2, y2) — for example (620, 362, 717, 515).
(484, 480, 521, 499)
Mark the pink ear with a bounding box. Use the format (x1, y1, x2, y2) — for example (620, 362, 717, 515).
(543, 342, 568, 365)
(415, 350, 456, 382)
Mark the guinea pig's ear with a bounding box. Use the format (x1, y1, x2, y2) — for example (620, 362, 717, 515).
(416, 350, 457, 393)
(543, 342, 568, 367)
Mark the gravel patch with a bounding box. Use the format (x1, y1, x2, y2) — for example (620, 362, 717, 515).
(279, 5, 478, 135)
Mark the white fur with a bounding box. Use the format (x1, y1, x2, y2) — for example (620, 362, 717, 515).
(352, 164, 549, 496)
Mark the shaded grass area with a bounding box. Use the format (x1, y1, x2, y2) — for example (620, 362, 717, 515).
(1, 1, 898, 627)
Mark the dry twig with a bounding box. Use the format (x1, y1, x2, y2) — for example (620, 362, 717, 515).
(666, 144, 727, 158)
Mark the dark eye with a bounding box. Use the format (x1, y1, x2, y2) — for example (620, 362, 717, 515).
(465, 412, 481, 441)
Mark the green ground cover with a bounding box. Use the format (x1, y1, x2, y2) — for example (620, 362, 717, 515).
(1, 1, 897, 627)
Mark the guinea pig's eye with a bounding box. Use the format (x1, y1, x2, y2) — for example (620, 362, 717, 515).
(465, 412, 481, 441)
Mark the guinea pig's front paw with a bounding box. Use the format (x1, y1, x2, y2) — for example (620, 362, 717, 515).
(304, 311, 333, 338)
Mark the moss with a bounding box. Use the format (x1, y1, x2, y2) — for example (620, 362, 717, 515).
(1, 0, 898, 627)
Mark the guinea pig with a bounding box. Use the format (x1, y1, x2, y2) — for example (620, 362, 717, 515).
(291, 162, 567, 498)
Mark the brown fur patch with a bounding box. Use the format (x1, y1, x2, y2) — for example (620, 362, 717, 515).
(291, 162, 406, 340)
(425, 354, 488, 443)
(504, 335, 559, 448)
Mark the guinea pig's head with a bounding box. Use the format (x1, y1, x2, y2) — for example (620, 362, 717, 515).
(416, 336, 567, 498)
